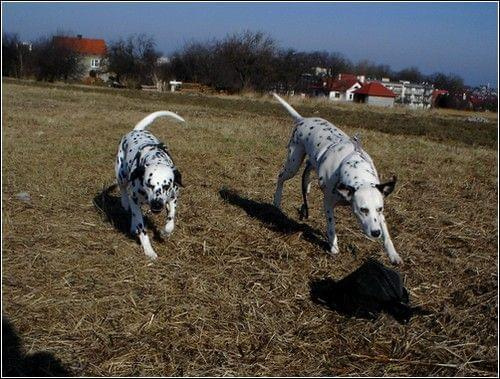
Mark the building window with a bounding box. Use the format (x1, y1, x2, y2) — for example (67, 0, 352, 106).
(90, 59, 100, 68)
(334, 92, 340, 98)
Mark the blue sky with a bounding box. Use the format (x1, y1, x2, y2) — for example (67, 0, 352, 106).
(2, 2, 498, 87)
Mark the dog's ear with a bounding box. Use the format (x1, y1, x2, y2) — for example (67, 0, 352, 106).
(376, 175, 397, 197)
(129, 165, 145, 183)
(173, 168, 184, 187)
(336, 182, 355, 202)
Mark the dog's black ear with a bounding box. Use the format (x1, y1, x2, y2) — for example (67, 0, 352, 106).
(376, 175, 397, 197)
(336, 182, 355, 202)
(173, 168, 184, 187)
(129, 165, 145, 183)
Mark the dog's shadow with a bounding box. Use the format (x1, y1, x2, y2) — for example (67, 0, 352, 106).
(93, 184, 164, 242)
(219, 187, 328, 250)
(2, 317, 71, 376)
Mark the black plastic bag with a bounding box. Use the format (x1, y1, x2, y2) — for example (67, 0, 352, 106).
(310, 258, 429, 323)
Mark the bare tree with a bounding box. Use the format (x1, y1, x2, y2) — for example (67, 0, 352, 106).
(2, 33, 33, 78)
(395, 67, 424, 83)
(325, 52, 353, 77)
(213, 31, 278, 92)
(105, 34, 160, 87)
(31, 35, 84, 82)
(427, 72, 464, 93)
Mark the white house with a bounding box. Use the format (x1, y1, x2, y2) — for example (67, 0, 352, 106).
(321, 73, 365, 102)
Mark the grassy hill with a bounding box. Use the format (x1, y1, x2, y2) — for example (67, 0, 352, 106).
(2, 79, 497, 376)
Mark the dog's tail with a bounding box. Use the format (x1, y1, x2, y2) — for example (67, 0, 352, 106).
(272, 93, 302, 120)
(133, 111, 185, 131)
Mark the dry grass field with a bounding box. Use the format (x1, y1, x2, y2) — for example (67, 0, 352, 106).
(2, 78, 498, 376)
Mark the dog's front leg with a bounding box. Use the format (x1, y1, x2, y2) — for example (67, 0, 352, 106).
(380, 215, 402, 265)
(129, 201, 157, 260)
(323, 194, 339, 255)
(164, 198, 177, 236)
(119, 184, 130, 211)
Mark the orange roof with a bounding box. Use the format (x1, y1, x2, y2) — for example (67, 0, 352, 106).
(53, 36, 107, 56)
(353, 82, 396, 98)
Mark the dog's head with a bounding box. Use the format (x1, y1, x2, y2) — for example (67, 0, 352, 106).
(130, 163, 183, 213)
(337, 176, 397, 239)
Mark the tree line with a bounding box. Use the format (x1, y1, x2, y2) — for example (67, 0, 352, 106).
(3, 30, 468, 96)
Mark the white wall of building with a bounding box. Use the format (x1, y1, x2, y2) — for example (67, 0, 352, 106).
(328, 83, 362, 102)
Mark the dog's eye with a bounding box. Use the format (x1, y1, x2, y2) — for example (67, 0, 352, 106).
(360, 207, 369, 215)
(377, 207, 383, 212)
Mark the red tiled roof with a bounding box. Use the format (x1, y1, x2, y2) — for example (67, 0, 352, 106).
(326, 78, 360, 92)
(53, 36, 107, 56)
(338, 73, 357, 81)
(432, 89, 449, 97)
(353, 82, 396, 98)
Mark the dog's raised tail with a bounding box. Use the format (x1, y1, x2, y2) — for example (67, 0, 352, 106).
(272, 93, 302, 120)
(133, 111, 185, 131)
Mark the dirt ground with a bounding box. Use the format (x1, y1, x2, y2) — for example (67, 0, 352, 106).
(2, 79, 498, 376)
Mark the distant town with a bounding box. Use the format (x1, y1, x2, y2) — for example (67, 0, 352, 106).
(3, 32, 497, 112)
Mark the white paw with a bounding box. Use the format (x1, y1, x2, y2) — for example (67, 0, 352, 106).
(144, 246, 158, 260)
(139, 233, 157, 260)
(389, 253, 403, 265)
(327, 242, 339, 255)
(164, 221, 175, 236)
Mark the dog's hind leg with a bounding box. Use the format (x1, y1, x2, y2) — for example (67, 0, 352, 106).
(299, 160, 313, 220)
(164, 199, 177, 236)
(129, 201, 157, 260)
(273, 143, 305, 208)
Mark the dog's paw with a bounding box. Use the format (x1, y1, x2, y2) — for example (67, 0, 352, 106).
(389, 254, 403, 265)
(163, 221, 175, 236)
(142, 245, 158, 260)
(144, 249, 158, 260)
(327, 243, 340, 256)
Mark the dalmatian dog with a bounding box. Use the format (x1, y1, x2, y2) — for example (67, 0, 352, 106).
(115, 111, 185, 259)
(272, 94, 402, 264)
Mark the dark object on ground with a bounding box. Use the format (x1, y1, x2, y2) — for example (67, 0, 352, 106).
(107, 77, 126, 88)
(2, 317, 71, 376)
(310, 258, 430, 324)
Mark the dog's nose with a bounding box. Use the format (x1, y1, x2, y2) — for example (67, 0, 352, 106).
(371, 229, 381, 238)
(150, 199, 164, 213)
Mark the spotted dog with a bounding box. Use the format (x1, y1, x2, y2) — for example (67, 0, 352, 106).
(272, 94, 402, 264)
(115, 111, 185, 259)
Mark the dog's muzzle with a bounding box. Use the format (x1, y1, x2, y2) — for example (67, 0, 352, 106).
(150, 199, 164, 213)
